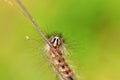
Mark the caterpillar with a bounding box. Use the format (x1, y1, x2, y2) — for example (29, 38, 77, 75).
(45, 34, 75, 80)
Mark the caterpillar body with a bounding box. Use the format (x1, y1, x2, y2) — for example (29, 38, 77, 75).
(45, 35, 75, 80)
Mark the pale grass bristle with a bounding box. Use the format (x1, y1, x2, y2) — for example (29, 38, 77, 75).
(25, 35, 30, 40)
(4, 0, 13, 6)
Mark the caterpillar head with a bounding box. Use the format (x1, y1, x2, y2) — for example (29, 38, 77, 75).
(50, 36, 63, 48)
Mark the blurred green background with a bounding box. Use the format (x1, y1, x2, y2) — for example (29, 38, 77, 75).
(0, 0, 120, 80)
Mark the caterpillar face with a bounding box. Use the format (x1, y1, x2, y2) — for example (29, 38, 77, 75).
(50, 36, 62, 48)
